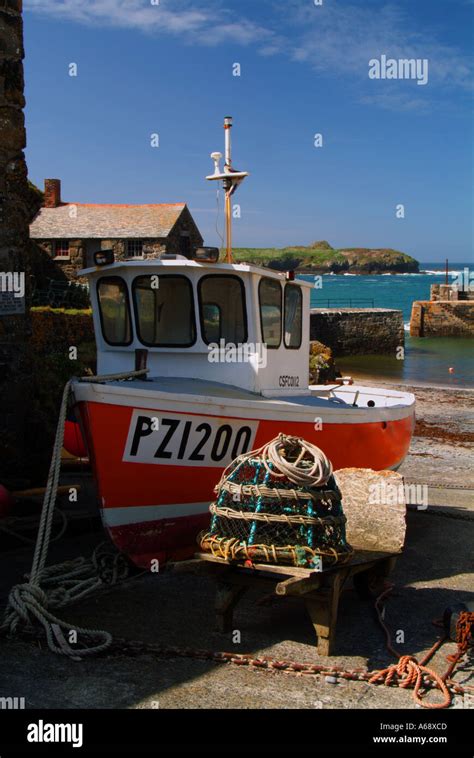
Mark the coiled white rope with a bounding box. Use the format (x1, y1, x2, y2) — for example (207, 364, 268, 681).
(260, 434, 333, 486)
(215, 433, 333, 492)
(1, 370, 147, 658)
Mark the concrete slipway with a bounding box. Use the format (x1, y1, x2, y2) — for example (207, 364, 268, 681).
(0, 384, 472, 710)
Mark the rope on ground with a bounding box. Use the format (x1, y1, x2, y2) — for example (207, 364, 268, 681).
(98, 589, 473, 707)
(0, 370, 147, 658)
(368, 586, 453, 709)
(0, 509, 68, 546)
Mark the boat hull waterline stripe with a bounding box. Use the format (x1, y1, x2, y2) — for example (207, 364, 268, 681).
(102, 502, 210, 527)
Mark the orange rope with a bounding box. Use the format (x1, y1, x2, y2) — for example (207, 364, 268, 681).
(369, 587, 472, 709)
(369, 655, 451, 709)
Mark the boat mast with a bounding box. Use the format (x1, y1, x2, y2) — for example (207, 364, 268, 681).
(207, 116, 249, 264)
(224, 116, 233, 263)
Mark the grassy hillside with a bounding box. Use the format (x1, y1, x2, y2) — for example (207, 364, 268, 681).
(232, 241, 419, 274)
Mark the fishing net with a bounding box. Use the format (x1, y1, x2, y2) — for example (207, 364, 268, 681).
(199, 434, 353, 569)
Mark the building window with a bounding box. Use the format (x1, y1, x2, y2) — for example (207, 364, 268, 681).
(53, 240, 70, 260)
(126, 239, 144, 258)
(284, 284, 302, 349)
(198, 275, 247, 345)
(133, 275, 196, 347)
(259, 278, 282, 348)
(97, 277, 132, 346)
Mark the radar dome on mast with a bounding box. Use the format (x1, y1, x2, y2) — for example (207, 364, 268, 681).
(206, 116, 249, 263)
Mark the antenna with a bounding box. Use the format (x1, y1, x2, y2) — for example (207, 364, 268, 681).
(206, 116, 249, 264)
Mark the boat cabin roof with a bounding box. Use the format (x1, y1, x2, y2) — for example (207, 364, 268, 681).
(78, 258, 313, 287)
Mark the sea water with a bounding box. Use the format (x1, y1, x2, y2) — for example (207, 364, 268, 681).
(299, 263, 474, 389)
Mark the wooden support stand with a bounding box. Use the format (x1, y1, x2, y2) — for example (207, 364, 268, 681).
(195, 550, 398, 656)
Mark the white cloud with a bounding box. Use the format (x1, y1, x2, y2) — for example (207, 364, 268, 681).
(24, 0, 273, 46)
(24, 0, 472, 110)
(360, 92, 431, 113)
(283, 1, 472, 95)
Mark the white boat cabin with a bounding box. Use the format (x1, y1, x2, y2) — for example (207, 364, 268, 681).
(80, 257, 313, 397)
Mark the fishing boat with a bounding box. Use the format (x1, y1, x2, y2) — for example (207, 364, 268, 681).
(71, 117, 415, 568)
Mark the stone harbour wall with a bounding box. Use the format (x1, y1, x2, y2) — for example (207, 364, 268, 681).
(410, 301, 474, 337)
(430, 284, 474, 302)
(310, 308, 404, 356)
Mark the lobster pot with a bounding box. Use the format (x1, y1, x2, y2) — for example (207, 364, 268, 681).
(199, 442, 353, 569)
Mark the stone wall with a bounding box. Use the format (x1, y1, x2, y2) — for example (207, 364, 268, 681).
(31, 307, 94, 353)
(28, 308, 96, 482)
(310, 308, 404, 356)
(165, 205, 203, 255)
(410, 301, 474, 337)
(430, 283, 474, 302)
(0, 0, 32, 485)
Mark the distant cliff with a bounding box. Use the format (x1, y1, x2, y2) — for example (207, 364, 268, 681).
(232, 241, 419, 274)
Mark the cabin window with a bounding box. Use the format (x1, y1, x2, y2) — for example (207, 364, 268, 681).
(259, 278, 282, 348)
(133, 274, 196, 347)
(284, 284, 302, 349)
(97, 277, 132, 346)
(198, 275, 247, 345)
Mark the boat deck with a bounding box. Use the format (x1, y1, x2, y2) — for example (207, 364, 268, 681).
(102, 376, 414, 410)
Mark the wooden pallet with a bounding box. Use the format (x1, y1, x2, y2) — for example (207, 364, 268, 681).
(194, 549, 399, 656)
(183, 469, 407, 655)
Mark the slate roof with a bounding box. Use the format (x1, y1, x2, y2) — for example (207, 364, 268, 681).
(30, 203, 187, 239)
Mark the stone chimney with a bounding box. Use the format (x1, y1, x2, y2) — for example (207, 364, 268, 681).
(44, 178, 61, 208)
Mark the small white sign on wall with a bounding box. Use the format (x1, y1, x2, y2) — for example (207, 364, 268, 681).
(0, 291, 25, 316)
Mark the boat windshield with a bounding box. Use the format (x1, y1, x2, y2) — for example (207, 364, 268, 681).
(97, 277, 132, 346)
(284, 284, 302, 349)
(132, 274, 196, 347)
(259, 278, 282, 349)
(198, 275, 247, 345)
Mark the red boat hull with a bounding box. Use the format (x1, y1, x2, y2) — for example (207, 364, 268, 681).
(76, 395, 414, 569)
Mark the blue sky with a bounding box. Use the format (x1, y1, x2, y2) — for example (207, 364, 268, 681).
(23, 0, 473, 262)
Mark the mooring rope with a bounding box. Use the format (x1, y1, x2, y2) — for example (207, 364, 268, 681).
(215, 433, 334, 494)
(0, 370, 148, 658)
(368, 586, 453, 709)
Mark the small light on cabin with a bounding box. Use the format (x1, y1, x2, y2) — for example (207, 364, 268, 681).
(286, 270, 295, 281)
(94, 250, 115, 266)
(193, 247, 220, 263)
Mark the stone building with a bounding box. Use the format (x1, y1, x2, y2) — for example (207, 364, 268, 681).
(30, 179, 204, 281)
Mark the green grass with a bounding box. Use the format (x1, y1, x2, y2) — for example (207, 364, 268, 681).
(31, 306, 92, 315)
